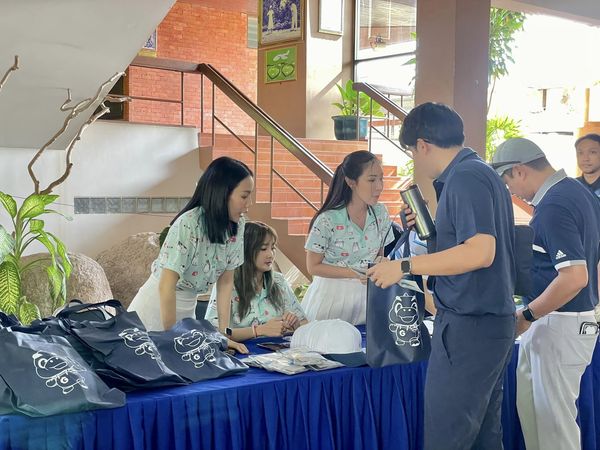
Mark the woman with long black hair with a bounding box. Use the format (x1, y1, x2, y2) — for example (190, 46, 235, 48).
(128, 157, 253, 351)
(302, 150, 394, 325)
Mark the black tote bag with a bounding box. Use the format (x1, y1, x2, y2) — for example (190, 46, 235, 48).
(0, 329, 125, 417)
(149, 318, 248, 383)
(514, 224, 534, 297)
(366, 230, 431, 367)
(58, 300, 186, 390)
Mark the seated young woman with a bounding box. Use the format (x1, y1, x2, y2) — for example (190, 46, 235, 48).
(205, 221, 308, 341)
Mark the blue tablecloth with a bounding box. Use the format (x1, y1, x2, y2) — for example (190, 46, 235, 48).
(1, 333, 599, 450)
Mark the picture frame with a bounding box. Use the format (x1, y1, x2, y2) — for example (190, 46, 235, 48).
(318, 0, 344, 35)
(138, 30, 157, 57)
(259, 0, 303, 46)
(265, 46, 297, 84)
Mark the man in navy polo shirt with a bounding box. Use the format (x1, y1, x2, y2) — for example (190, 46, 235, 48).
(492, 137, 600, 450)
(368, 102, 516, 450)
(575, 133, 600, 200)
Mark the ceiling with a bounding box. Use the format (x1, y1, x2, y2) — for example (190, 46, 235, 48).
(181, 0, 258, 15)
(0, 0, 175, 150)
(1, 0, 598, 150)
(494, 0, 600, 26)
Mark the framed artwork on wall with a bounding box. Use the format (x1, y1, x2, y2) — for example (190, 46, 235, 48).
(259, 0, 303, 46)
(265, 46, 297, 83)
(138, 30, 157, 57)
(318, 0, 344, 35)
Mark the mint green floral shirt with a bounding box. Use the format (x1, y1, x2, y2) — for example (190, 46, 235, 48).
(205, 272, 306, 328)
(151, 207, 245, 294)
(305, 203, 394, 273)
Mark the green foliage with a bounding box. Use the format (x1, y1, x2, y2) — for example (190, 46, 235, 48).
(398, 159, 414, 177)
(0, 225, 13, 265)
(486, 116, 523, 162)
(485, 9, 525, 157)
(332, 80, 386, 118)
(0, 192, 72, 323)
(489, 8, 525, 84)
(294, 283, 309, 302)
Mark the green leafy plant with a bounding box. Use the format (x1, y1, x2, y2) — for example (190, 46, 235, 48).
(0, 192, 72, 324)
(293, 283, 309, 302)
(398, 159, 414, 177)
(488, 8, 525, 112)
(0, 57, 124, 324)
(333, 80, 386, 117)
(486, 116, 523, 162)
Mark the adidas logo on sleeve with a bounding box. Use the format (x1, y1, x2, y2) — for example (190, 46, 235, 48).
(555, 250, 566, 259)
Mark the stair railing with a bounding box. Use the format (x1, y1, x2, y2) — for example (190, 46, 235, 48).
(352, 82, 412, 158)
(129, 56, 333, 213)
(197, 63, 332, 212)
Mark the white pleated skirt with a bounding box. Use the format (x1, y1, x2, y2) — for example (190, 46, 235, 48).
(127, 274, 198, 331)
(301, 277, 367, 325)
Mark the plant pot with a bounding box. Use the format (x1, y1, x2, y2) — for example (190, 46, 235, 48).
(332, 115, 369, 140)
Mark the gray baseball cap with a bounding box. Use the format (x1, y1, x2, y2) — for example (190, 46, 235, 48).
(490, 138, 546, 176)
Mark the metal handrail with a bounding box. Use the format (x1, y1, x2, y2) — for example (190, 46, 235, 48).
(353, 82, 409, 121)
(129, 56, 333, 213)
(352, 81, 412, 157)
(197, 63, 332, 186)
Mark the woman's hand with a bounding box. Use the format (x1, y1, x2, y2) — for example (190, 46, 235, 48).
(281, 311, 301, 331)
(227, 339, 248, 354)
(257, 318, 288, 337)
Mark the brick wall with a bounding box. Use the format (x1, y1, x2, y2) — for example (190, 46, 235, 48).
(125, 1, 257, 134)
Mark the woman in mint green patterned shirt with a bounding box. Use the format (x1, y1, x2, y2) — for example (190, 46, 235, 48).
(206, 221, 307, 341)
(303, 151, 394, 324)
(128, 157, 253, 352)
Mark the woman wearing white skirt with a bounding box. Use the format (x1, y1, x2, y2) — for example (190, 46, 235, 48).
(303, 151, 395, 325)
(128, 157, 253, 354)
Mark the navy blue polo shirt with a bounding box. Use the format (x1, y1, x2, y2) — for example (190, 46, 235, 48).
(432, 148, 516, 316)
(525, 170, 600, 312)
(577, 175, 600, 200)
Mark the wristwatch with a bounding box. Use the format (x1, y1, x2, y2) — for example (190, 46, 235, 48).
(522, 307, 537, 322)
(225, 327, 233, 337)
(400, 258, 412, 274)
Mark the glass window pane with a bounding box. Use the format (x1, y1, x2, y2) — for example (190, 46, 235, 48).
(356, 0, 416, 60)
(355, 54, 415, 106)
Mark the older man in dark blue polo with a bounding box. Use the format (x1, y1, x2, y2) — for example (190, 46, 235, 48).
(492, 137, 600, 450)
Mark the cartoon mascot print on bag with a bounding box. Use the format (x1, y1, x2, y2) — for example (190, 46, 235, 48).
(174, 329, 221, 368)
(119, 327, 161, 359)
(32, 351, 88, 394)
(388, 293, 421, 347)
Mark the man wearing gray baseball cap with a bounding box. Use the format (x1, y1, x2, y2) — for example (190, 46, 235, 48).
(492, 137, 600, 450)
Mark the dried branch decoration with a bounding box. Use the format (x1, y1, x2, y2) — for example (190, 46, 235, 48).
(27, 71, 126, 194)
(0, 55, 19, 93)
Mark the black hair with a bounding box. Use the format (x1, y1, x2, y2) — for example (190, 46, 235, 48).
(575, 133, 600, 147)
(234, 221, 283, 320)
(399, 102, 465, 149)
(503, 157, 551, 177)
(309, 150, 379, 231)
(171, 156, 253, 244)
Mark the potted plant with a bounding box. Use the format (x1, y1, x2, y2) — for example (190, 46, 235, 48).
(0, 193, 72, 324)
(0, 56, 124, 324)
(332, 80, 385, 140)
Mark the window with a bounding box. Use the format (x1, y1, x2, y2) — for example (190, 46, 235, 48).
(355, 0, 416, 100)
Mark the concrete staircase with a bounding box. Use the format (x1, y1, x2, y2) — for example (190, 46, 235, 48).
(198, 133, 410, 277)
